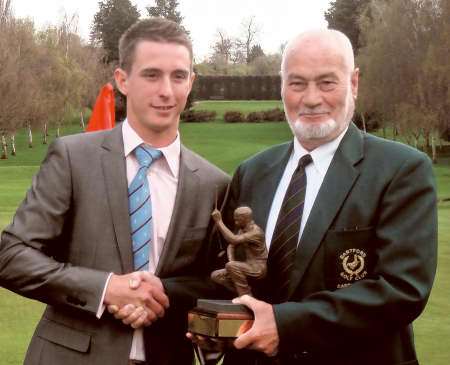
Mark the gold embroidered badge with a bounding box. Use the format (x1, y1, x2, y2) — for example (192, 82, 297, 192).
(339, 248, 368, 283)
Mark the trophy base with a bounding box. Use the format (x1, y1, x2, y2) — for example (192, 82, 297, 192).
(188, 299, 254, 338)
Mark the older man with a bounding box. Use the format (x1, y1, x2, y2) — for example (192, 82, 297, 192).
(218, 29, 437, 365)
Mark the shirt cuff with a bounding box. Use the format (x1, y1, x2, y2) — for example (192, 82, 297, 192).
(96, 272, 114, 319)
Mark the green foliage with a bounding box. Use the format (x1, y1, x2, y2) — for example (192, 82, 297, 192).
(324, 0, 371, 54)
(90, 0, 140, 63)
(146, 0, 183, 25)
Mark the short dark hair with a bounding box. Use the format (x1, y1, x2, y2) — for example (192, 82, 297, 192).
(119, 18, 193, 72)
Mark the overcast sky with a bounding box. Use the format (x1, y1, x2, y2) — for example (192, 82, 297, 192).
(11, 0, 332, 61)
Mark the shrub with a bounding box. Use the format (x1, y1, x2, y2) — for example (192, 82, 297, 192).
(181, 110, 216, 123)
(246, 111, 265, 123)
(262, 108, 285, 122)
(224, 111, 245, 123)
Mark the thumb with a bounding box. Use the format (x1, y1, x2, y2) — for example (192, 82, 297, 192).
(129, 272, 143, 290)
(233, 294, 258, 312)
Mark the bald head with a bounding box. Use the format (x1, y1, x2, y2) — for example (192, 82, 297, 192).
(281, 29, 355, 77)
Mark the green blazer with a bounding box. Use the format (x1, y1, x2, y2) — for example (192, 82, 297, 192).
(223, 124, 437, 365)
(0, 125, 230, 365)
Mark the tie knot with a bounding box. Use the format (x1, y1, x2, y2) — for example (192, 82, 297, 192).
(134, 145, 162, 169)
(297, 154, 313, 170)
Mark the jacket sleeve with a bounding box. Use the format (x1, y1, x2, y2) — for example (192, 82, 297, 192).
(0, 138, 109, 314)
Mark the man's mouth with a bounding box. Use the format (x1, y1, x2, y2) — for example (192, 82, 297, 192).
(152, 105, 175, 111)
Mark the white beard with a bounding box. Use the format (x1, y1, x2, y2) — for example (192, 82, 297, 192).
(290, 117, 338, 140)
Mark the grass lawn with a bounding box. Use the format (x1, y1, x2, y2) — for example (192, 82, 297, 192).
(0, 100, 449, 364)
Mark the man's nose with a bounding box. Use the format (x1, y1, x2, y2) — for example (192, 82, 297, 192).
(158, 76, 173, 98)
(302, 84, 322, 108)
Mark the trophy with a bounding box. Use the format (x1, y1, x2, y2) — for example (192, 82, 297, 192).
(188, 204, 268, 365)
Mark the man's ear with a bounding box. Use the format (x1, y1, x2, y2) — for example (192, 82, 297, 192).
(114, 68, 128, 96)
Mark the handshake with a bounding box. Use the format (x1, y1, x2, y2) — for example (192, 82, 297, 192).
(104, 271, 169, 329)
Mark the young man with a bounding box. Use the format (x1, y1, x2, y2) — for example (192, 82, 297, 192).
(0, 18, 229, 365)
(217, 29, 437, 365)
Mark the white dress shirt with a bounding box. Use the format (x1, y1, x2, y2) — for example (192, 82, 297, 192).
(97, 120, 180, 361)
(265, 127, 348, 250)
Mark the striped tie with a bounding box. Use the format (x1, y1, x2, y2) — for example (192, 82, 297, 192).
(267, 154, 312, 303)
(129, 144, 162, 271)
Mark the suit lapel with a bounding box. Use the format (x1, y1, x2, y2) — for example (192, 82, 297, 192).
(249, 143, 293, 231)
(155, 145, 200, 276)
(101, 125, 134, 274)
(287, 124, 364, 298)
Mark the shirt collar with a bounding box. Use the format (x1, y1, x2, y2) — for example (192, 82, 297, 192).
(292, 126, 348, 176)
(122, 119, 180, 177)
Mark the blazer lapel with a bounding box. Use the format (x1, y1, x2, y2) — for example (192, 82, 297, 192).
(249, 143, 293, 231)
(155, 145, 200, 276)
(287, 124, 364, 298)
(101, 125, 134, 274)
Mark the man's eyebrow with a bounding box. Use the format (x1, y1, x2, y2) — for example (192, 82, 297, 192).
(315, 72, 338, 80)
(286, 74, 307, 81)
(139, 67, 161, 74)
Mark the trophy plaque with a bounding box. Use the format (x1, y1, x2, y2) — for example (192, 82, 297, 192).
(188, 299, 254, 339)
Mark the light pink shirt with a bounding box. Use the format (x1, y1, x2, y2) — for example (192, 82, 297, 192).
(123, 119, 180, 360)
(98, 120, 180, 361)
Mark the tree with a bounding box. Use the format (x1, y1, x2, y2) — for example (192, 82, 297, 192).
(247, 44, 265, 64)
(211, 29, 233, 64)
(324, 0, 371, 54)
(234, 16, 261, 64)
(357, 0, 449, 158)
(0, 0, 12, 24)
(146, 0, 183, 24)
(90, 0, 140, 63)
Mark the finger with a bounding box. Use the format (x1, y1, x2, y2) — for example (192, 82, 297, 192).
(151, 287, 170, 309)
(114, 304, 136, 320)
(233, 329, 255, 350)
(122, 306, 145, 325)
(144, 295, 166, 318)
(143, 307, 158, 323)
(130, 310, 148, 329)
(107, 304, 119, 314)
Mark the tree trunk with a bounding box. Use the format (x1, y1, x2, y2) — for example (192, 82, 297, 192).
(10, 134, 16, 156)
(431, 135, 437, 164)
(80, 111, 85, 129)
(360, 112, 366, 133)
(383, 127, 386, 139)
(28, 123, 33, 148)
(43, 123, 48, 144)
(56, 126, 60, 138)
(1, 133, 7, 159)
(424, 131, 430, 154)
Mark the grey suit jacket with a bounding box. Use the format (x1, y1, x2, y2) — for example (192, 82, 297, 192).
(0, 125, 230, 365)
(222, 123, 437, 365)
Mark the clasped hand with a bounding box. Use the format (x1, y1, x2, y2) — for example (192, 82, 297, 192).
(104, 271, 169, 328)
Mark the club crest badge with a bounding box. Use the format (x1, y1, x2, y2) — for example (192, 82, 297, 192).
(339, 248, 368, 284)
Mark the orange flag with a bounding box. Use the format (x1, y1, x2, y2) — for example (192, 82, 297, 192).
(86, 83, 116, 132)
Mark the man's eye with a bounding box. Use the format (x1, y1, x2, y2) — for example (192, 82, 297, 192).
(174, 73, 188, 80)
(320, 80, 336, 89)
